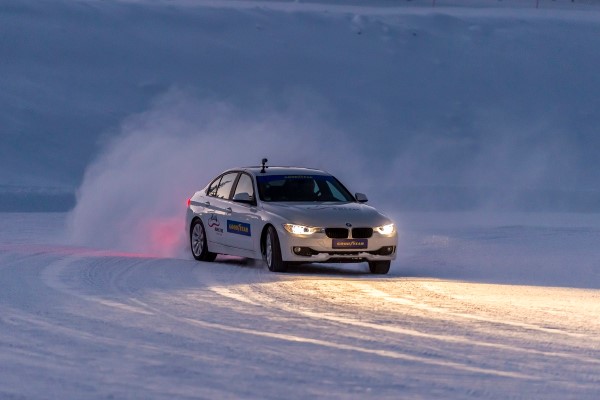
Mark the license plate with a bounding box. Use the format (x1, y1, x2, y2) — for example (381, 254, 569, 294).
(332, 239, 368, 249)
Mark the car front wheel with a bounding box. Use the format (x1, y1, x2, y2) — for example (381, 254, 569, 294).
(190, 219, 217, 262)
(368, 260, 390, 274)
(264, 226, 287, 272)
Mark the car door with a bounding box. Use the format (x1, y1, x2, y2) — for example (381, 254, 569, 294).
(204, 172, 239, 246)
(227, 172, 261, 253)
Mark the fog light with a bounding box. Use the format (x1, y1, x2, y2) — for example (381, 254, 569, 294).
(378, 246, 395, 255)
(293, 247, 316, 256)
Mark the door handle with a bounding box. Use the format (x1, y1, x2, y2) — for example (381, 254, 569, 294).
(226, 207, 232, 214)
(204, 201, 210, 206)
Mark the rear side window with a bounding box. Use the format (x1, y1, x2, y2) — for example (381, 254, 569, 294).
(207, 172, 239, 199)
(215, 172, 238, 199)
(206, 176, 222, 197)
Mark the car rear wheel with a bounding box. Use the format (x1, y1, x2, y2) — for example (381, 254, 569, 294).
(191, 219, 217, 262)
(264, 226, 287, 272)
(368, 260, 390, 274)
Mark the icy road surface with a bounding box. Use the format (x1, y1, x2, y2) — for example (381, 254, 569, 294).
(0, 213, 599, 399)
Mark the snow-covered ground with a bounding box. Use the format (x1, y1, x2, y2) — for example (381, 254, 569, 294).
(1, 212, 599, 399)
(2, 0, 600, 398)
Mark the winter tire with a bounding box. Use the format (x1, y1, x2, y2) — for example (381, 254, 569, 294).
(368, 260, 390, 275)
(264, 226, 287, 272)
(191, 219, 217, 262)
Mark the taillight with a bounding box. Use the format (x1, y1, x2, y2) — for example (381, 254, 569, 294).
(186, 198, 191, 207)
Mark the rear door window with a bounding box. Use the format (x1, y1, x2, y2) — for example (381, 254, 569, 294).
(215, 172, 238, 199)
(206, 176, 222, 197)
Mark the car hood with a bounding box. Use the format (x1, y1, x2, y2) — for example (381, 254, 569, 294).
(261, 202, 391, 228)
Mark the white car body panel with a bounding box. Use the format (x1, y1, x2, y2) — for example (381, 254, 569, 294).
(186, 166, 397, 266)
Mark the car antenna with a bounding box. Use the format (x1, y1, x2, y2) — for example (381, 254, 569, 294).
(261, 158, 268, 173)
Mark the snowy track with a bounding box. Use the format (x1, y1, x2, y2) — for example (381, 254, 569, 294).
(3, 0, 600, 397)
(1, 215, 599, 399)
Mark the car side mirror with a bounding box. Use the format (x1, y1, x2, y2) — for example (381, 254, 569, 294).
(233, 192, 253, 203)
(355, 192, 368, 203)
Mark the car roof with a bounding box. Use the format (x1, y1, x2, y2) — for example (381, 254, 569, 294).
(225, 166, 331, 177)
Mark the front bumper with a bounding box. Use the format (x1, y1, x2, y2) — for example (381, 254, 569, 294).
(277, 227, 397, 263)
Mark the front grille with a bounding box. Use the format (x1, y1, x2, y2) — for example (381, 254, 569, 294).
(325, 228, 349, 239)
(352, 228, 373, 239)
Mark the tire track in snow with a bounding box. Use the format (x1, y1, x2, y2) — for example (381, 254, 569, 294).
(207, 279, 600, 366)
(348, 281, 599, 340)
(2, 244, 600, 398)
(127, 294, 536, 380)
(56, 257, 540, 381)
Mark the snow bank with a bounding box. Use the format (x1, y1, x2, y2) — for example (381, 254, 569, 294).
(3, 0, 600, 252)
(3, 1, 600, 203)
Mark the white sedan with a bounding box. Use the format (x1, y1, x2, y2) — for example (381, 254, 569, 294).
(185, 163, 397, 274)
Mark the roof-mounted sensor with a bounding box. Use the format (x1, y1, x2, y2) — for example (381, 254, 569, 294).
(260, 158, 268, 173)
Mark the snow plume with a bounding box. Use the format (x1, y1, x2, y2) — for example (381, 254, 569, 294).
(67, 89, 363, 257)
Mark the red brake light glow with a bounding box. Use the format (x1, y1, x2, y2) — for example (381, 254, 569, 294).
(186, 198, 191, 207)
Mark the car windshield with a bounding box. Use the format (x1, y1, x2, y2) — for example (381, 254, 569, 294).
(256, 174, 355, 202)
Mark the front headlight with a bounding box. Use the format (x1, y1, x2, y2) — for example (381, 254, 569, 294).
(375, 223, 395, 235)
(283, 224, 324, 235)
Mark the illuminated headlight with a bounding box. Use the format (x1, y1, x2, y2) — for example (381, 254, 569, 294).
(375, 223, 395, 235)
(283, 224, 323, 235)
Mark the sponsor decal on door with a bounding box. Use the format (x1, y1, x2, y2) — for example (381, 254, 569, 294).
(208, 214, 223, 233)
(227, 220, 251, 236)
